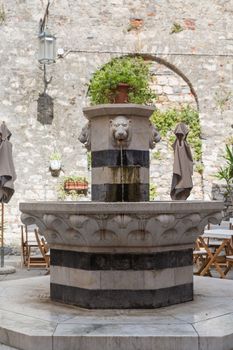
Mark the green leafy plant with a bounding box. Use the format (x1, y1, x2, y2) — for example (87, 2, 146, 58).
(150, 105, 202, 161)
(224, 145, 233, 175)
(87, 151, 91, 171)
(58, 186, 81, 200)
(62, 175, 88, 183)
(88, 56, 156, 105)
(170, 22, 183, 34)
(50, 151, 61, 161)
(215, 145, 233, 200)
(151, 150, 162, 160)
(0, 4, 5, 25)
(214, 90, 232, 113)
(195, 163, 204, 175)
(150, 183, 158, 200)
(225, 136, 233, 146)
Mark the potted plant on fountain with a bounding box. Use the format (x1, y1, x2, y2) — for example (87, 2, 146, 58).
(88, 56, 156, 104)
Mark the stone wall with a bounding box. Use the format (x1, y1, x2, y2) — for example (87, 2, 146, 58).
(0, 0, 233, 246)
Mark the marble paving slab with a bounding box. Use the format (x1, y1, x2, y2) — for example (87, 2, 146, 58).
(0, 345, 19, 350)
(0, 276, 233, 350)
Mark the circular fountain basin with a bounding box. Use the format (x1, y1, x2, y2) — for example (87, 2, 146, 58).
(20, 200, 224, 309)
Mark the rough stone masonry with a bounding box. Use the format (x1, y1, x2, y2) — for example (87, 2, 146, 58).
(0, 0, 232, 246)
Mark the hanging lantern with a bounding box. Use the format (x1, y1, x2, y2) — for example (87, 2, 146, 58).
(38, 30, 56, 65)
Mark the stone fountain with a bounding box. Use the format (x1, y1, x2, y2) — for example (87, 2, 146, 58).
(20, 104, 223, 309)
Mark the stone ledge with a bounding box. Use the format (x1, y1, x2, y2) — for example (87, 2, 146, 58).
(83, 104, 155, 119)
(20, 200, 224, 215)
(20, 201, 224, 248)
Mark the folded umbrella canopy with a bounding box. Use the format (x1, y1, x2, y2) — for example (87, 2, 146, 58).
(170, 122, 193, 200)
(0, 122, 16, 203)
(0, 122, 16, 269)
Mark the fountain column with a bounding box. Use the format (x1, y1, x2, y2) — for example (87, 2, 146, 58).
(81, 104, 159, 201)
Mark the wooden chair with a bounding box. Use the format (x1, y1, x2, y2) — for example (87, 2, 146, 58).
(21, 225, 50, 270)
(193, 238, 209, 275)
(34, 229, 50, 270)
(223, 220, 233, 276)
(224, 255, 233, 276)
(21, 224, 27, 266)
(21, 225, 39, 268)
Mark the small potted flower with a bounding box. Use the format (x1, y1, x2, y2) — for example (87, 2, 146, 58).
(57, 176, 89, 200)
(63, 176, 88, 192)
(50, 152, 62, 171)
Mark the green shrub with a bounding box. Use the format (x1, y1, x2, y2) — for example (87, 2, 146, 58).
(216, 145, 233, 199)
(88, 56, 156, 105)
(150, 105, 202, 161)
(150, 183, 158, 200)
(0, 4, 5, 25)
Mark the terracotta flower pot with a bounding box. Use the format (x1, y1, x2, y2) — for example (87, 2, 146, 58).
(114, 83, 130, 103)
(76, 182, 88, 190)
(64, 181, 88, 191)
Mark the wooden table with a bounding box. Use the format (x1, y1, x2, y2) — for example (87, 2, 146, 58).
(198, 229, 233, 278)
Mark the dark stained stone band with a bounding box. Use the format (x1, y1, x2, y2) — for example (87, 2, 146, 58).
(91, 149, 149, 168)
(50, 249, 193, 271)
(91, 183, 149, 201)
(50, 282, 193, 309)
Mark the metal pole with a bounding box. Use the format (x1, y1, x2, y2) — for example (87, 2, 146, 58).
(39, 0, 50, 34)
(0, 202, 4, 267)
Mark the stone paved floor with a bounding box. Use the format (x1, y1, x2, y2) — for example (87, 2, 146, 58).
(0, 255, 48, 281)
(1, 274, 233, 350)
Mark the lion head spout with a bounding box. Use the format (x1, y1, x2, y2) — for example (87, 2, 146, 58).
(110, 116, 132, 147)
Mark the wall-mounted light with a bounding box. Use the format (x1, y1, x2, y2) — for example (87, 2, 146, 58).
(37, 0, 56, 125)
(38, 30, 56, 65)
(37, 0, 56, 92)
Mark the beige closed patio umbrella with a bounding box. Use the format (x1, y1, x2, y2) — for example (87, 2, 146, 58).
(0, 122, 16, 271)
(170, 122, 193, 200)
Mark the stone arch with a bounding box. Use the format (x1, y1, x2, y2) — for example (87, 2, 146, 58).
(87, 53, 199, 110)
(140, 54, 199, 110)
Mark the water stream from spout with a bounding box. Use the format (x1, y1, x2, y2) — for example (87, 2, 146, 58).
(120, 144, 124, 202)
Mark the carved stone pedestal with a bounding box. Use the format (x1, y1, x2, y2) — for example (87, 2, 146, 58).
(20, 201, 223, 309)
(80, 104, 160, 201)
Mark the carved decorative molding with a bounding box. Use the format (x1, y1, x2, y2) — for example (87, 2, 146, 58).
(20, 202, 224, 248)
(78, 122, 91, 151)
(149, 122, 161, 149)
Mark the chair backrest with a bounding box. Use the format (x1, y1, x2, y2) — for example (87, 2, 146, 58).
(21, 225, 28, 245)
(41, 237, 50, 255)
(34, 229, 46, 257)
(21, 224, 39, 243)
